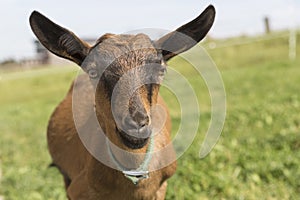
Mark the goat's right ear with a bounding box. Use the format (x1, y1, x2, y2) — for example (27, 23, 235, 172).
(29, 11, 90, 65)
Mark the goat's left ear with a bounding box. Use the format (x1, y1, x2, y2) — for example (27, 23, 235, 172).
(29, 11, 90, 65)
(156, 5, 216, 61)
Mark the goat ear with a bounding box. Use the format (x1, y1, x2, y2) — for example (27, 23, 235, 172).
(29, 11, 90, 65)
(156, 5, 215, 61)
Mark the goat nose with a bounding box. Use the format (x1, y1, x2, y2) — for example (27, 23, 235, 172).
(132, 110, 149, 128)
(123, 110, 149, 130)
(120, 112, 151, 138)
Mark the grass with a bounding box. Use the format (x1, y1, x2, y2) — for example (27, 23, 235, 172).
(0, 31, 300, 199)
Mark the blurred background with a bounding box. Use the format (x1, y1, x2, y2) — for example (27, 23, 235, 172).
(0, 0, 299, 63)
(0, 0, 299, 199)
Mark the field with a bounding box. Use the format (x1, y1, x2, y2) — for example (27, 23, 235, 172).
(0, 32, 300, 199)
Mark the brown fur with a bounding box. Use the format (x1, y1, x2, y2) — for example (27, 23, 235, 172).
(29, 5, 215, 200)
(48, 74, 176, 199)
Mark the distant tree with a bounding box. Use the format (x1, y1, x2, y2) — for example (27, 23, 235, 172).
(0, 58, 18, 66)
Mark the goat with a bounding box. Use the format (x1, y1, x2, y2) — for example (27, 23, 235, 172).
(29, 5, 215, 200)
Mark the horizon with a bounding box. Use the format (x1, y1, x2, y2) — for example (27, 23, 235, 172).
(0, 0, 299, 62)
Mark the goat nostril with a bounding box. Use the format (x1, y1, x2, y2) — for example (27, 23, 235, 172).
(137, 115, 149, 128)
(132, 110, 149, 128)
(138, 124, 151, 138)
(139, 117, 149, 128)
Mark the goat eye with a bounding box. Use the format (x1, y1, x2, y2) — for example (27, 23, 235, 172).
(159, 67, 167, 76)
(88, 69, 99, 79)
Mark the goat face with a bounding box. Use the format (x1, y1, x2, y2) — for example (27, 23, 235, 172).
(29, 5, 215, 150)
(83, 33, 166, 149)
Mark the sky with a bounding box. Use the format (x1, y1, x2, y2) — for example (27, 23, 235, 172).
(0, 0, 299, 61)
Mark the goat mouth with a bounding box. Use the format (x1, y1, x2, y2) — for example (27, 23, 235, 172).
(116, 128, 149, 149)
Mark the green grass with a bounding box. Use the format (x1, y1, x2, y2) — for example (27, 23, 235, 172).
(0, 66, 78, 199)
(1, 32, 300, 199)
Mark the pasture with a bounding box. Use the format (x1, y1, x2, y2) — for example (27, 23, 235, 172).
(0, 32, 300, 199)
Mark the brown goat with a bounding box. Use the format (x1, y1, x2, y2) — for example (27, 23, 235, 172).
(29, 5, 215, 200)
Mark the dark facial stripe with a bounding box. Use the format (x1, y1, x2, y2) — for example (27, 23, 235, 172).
(146, 84, 153, 105)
